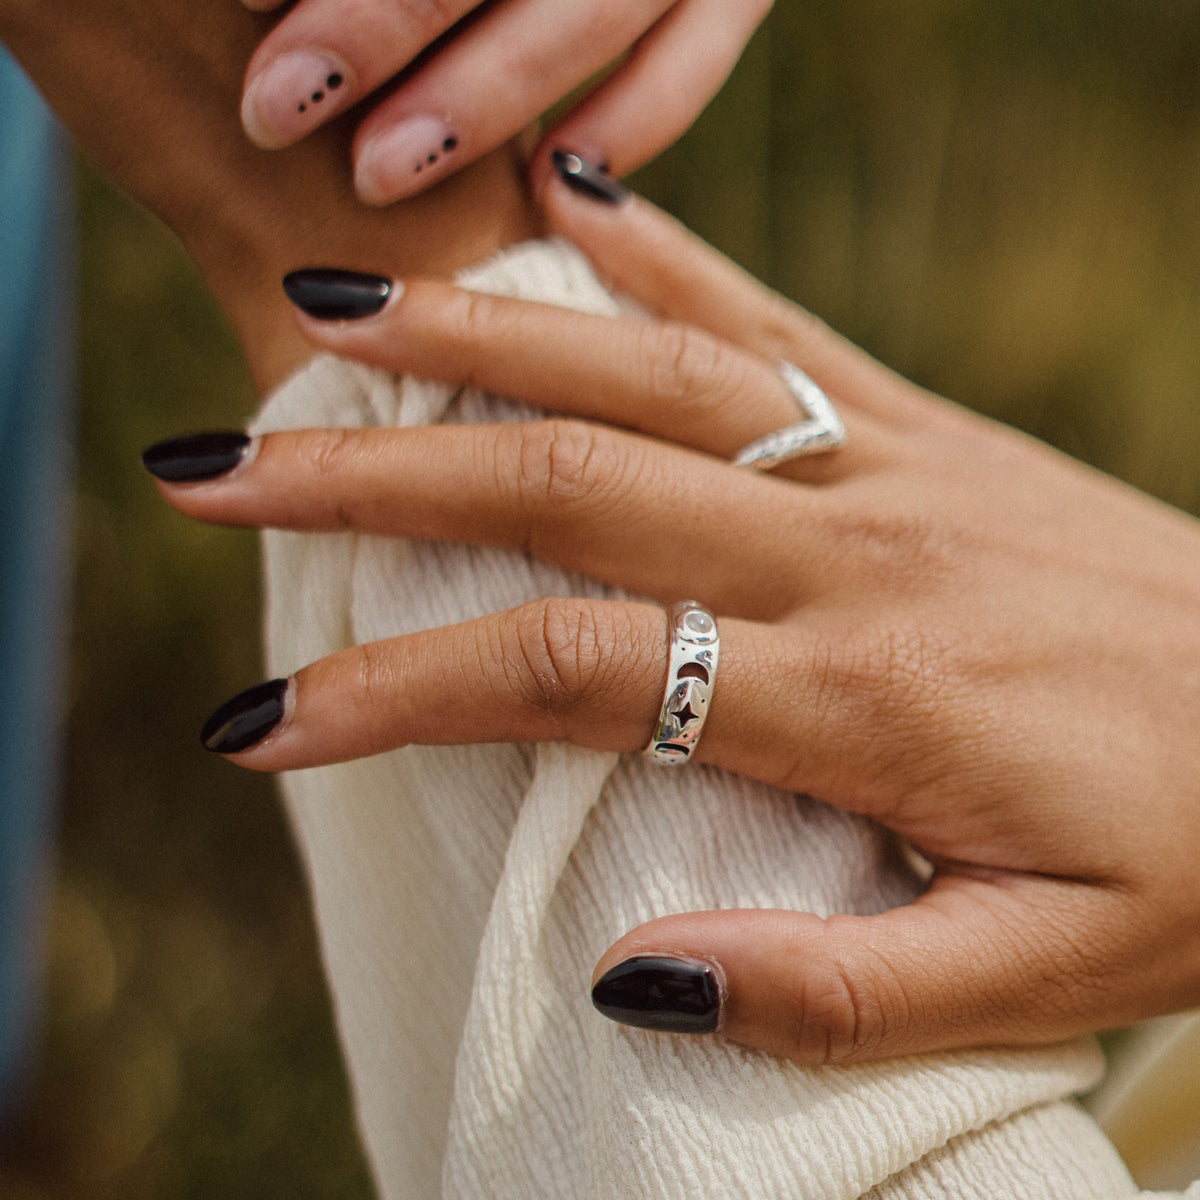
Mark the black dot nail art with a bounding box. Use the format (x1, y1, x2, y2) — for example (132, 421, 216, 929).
(298, 74, 344, 115)
(410, 135, 459, 175)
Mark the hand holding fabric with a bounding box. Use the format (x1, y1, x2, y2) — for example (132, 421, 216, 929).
(145, 171, 1200, 1066)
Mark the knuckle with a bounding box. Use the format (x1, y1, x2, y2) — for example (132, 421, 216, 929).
(437, 288, 497, 390)
(297, 427, 358, 480)
(806, 622, 959, 801)
(349, 640, 399, 718)
(793, 933, 907, 1065)
(755, 298, 832, 364)
(832, 507, 952, 584)
(643, 322, 743, 420)
(511, 419, 620, 514)
(404, 0, 462, 41)
(505, 599, 610, 724)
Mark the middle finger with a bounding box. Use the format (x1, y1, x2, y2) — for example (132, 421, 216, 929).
(144, 422, 845, 617)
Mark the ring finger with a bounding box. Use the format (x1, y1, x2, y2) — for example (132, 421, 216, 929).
(198, 598, 836, 802)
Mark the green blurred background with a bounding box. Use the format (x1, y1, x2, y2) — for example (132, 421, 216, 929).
(3, 2, 1200, 1195)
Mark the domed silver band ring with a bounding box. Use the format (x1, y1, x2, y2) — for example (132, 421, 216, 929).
(644, 601, 720, 767)
(733, 360, 847, 470)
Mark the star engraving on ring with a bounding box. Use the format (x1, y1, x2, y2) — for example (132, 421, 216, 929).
(671, 701, 699, 729)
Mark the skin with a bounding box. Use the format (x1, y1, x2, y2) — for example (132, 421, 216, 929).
(155, 184, 1200, 1067)
(236, 0, 772, 204)
(0, 0, 542, 394)
(6, 0, 1199, 1072)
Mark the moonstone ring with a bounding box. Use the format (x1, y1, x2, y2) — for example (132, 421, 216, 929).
(644, 601, 719, 766)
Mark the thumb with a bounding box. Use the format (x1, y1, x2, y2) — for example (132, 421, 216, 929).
(589, 873, 1116, 1064)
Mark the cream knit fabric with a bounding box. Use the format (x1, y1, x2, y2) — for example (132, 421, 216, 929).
(251, 239, 1195, 1200)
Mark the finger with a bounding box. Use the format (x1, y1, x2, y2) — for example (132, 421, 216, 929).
(349, 0, 672, 205)
(531, 0, 771, 187)
(201, 599, 670, 769)
(281, 273, 884, 468)
(542, 169, 936, 429)
(240, 0, 479, 149)
(198, 586, 963, 818)
(590, 873, 1136, 1062)
(143, 424, 833, 613)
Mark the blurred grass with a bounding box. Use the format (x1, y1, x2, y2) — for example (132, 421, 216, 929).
(4, 2, 1200, 1196)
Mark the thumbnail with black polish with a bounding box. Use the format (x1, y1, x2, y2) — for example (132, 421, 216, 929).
(591, 954, 721, 1034)
(201, 678, 289, 754)
(142, 430, 251, 483)
(551, 149, 629, 206)
(283, 268, 392, 320)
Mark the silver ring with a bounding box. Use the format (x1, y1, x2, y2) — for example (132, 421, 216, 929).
(733, 360, 847, 470)
(644, 601, 719, 767)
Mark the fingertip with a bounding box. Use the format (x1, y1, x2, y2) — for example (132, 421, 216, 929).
(241, 50, 355, 151)
(353, 115, 464, 206)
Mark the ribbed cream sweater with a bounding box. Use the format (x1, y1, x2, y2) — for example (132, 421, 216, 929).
(251, 238, 1198, 1199)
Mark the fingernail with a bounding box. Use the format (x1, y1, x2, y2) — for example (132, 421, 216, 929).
(242, 50, 352, 148)
(551, 149, 629, 206)
(142, 431, 253, 483)
(591, 954, 722, 1034)
(201, 678, 290, 754)
(282, 269, 393, 320)
(355, 114, 461, 204)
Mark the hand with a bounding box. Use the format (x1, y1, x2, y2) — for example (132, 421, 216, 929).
(144, 169, 1200, 1066)
(0, 0, 541, 394)
(237, 0, 771, 204)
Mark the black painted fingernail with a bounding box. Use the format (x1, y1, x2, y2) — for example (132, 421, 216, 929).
(201, 678, 290, 754)
(591, 954, 721, 1034)
(282, 268, 392, 319)
(141, 431, 252, 483)
(551, 149, 629, 206)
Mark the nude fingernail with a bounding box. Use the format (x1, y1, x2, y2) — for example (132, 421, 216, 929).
(242, 50, 353, 148)
(355, 114, 461, 205)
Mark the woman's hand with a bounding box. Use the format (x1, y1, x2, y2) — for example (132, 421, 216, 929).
(144, 169, 1200, 1065)
(237, 0, 770, 204)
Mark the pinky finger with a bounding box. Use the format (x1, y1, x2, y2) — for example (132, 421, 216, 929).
(532, 0, 772, 184)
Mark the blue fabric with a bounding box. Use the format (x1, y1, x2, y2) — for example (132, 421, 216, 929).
(0, 49, 74, 1108)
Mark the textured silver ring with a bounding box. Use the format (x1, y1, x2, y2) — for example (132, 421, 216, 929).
(733, 360, 847, 470)
(644, 601, 719, 767)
